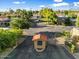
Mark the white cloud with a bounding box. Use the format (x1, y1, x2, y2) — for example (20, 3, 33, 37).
(13, 1, 26, 4)
(39, 5, 45, 8)
(13, 1, 20, 4)
(21, 1, 26, 4)
(54, 0, 63, 2)
(74, 2, 79, 7)
(52, 2, 69, 7)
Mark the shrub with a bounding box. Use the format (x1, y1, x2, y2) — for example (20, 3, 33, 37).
(0, 29, 22, 52)
(10, 19, 31, 29)
(65, 41, 76, 53)
(64, 17, 72, 26)
(62, 31, 70, 38)
(63, 31, 76, 53)
(9, 29, 22, 38)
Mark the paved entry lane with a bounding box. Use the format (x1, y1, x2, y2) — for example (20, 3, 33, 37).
(4, 25, 75, 59)
(4, 36, 75, 59)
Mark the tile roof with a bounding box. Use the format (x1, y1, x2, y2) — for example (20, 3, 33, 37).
(0, 16, 10, 22)
(32, 33, 47, 41)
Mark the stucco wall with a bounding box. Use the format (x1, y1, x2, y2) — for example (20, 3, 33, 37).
(34, 40, 46, 52)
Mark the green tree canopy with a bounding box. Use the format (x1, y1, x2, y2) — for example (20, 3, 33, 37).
(10, 18, 31, 29)
(39, 8, 57, 24)
(76, 16, 79, 27)
(15, 9, 33, 20)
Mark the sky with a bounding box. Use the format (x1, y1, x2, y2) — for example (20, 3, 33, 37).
(0, 0, 79, 11)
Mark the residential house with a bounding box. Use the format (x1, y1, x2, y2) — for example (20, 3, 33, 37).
(0, 16, 10, 27)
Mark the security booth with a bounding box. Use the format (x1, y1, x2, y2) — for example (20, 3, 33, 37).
(32, 33, 47, 52)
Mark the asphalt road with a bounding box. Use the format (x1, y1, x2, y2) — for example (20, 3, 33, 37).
(5, 24, 75, 59)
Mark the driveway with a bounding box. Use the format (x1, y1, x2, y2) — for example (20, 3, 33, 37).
(5, 24, 75, 59)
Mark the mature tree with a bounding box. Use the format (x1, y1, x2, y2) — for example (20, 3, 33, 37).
(20, 9, 27, 19)
(40, 8, 52, 19)
(64, 17, 72, 26)
(0, 14, 1, 16)
(5, 9, 15, 18)
(9, 9, 14, 14)
(27, 10, 33, 19)
(10, 9, 34, 29)
(15, 9, 33, 20)
(64, 10, 68, 15)
(10, 18, 31, 29)
(2, 12, 7, 16)
(0, 12, 2, 16)
(15, 9, 23, 18)
(21, 10, 33, 20)
(39, 8, 57, 24)
(68, 10, 77, 19)
(33, 10, 39, 14)
(76, 16, 79, 27)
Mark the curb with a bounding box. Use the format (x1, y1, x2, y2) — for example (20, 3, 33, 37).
(62, 46, 76, 59)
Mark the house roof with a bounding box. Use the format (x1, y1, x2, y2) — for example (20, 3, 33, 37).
(32, 33, 47, 41)
(0, 16, 6, 18)
(0, 16, 10, 22)
(56, 14, 67, 18)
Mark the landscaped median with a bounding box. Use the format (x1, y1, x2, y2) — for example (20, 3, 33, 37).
(0, 28, 25, 59)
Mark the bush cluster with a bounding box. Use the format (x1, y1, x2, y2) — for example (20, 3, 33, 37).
(0, 29, 22, 52)
(10, 19, 31, 29)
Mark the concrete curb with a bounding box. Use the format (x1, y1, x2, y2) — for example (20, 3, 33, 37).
(62, 46, 76, 59)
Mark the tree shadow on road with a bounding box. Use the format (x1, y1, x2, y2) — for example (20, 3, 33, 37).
(38, 31, 63, 39)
